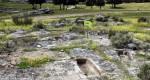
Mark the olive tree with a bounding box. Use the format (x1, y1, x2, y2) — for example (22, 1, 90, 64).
(28, 0, 46, 9)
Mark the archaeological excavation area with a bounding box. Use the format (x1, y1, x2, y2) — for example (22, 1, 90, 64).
(0, 2, 150, 79)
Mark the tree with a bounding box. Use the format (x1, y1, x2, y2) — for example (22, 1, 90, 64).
(95, 0, 105, 9)
(78, 0, 86, 3)
(63, 0, 78, 10)
(107, 0, 123, 8)
(86, 0, 96, 8)
(36, 0, 46, 9)
(78, 0, 86, 2)
(28, 0, 36, 9)
(138, 64, 150, 80)
(28, 0, 46, 9)
(52, 0, 63, 10)
(53, 0, 78, 10)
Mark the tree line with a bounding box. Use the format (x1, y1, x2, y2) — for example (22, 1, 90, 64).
(28, 0, 120, 9)
(28, 0, 150, 10)
(52, 0, 105, 10)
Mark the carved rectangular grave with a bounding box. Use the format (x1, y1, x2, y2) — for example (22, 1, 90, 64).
(76, 58, 101, 77)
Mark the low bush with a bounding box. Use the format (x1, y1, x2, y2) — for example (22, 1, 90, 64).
(0, 36, 16, 53)
(112, 16, 124, 22)
(110, 33, 133, 48)
(12, 14, 33, 25)
(33, 21, 46, 30)
(69, 26, 85, 34)
(96, 16, 108, 22)
(138, 64, 150, 80)
(138, 17, 149, 23)
(14, 36, 38, 47)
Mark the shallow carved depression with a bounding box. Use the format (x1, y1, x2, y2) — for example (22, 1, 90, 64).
(76, 58, 101, 77)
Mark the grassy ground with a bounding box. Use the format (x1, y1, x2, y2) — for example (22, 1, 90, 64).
(0, 2, 150, 42)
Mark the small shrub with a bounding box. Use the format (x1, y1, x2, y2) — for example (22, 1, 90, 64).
(23, 48, 37, 52)
(12, 14, 33, 25)
(138, 64, 150, 80)
(58, 18, 69, 23)
(138, 17, 149, 23)
(112, 16, 124, 22)
(96, 16, 108, 22)
(0, 35, 16, 54)
(14, 36, 38, 47)
(112, 16, 120, 22)
(141, 43, 150, 51)
(33, 21, 46, 30)
(0, 41, 16, 54)
(69, 26, 85, 34)
(88, 40, 98, 51)
(110, 33, 133, 48)
(120, 18, 125, 22)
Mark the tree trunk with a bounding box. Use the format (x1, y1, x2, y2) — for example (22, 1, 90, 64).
(75, 5, 77, 8)
(63, 5, 65, 10)
(60, 5, 62, 10)
(111, 4, 113, 8)
(114, 4, 116, 8)
(40, 4, 42, 9)
(66, 5, 69, 10)
(35, 4, 37, 9)
(100, 6, 101, 10)
(32, 4, 35, 9)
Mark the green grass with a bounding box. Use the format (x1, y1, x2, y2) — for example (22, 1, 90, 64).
(0, 35, 11, 42)
(110, 24, 150, 34)
(95, 47, 112, 61)
(111, 59, 136, 80)
(134, 33, 150, 42)
(0, 20, 33, 32)
(136, 51, 150, 60)
(50, 45, 86, 53)
(50, 39, 101, 53)
(17, 55, 55, 69)
(23, 48, 37, 52)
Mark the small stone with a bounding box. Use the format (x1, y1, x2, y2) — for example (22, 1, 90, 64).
(11, 60, 16, 65)
(37, 45, 42, 48)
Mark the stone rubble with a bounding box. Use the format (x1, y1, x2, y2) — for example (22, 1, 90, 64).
(0, 60, 88, 80)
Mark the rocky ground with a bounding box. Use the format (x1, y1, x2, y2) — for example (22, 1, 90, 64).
(0, 15, 149, 80)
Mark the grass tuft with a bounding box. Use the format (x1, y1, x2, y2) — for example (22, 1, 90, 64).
(17, 55, 55, 69)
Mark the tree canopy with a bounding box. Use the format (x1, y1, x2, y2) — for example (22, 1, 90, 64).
(28, 0, 46, 9)
(95, 0, 105, 9)
(107, 0, 123, 8)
